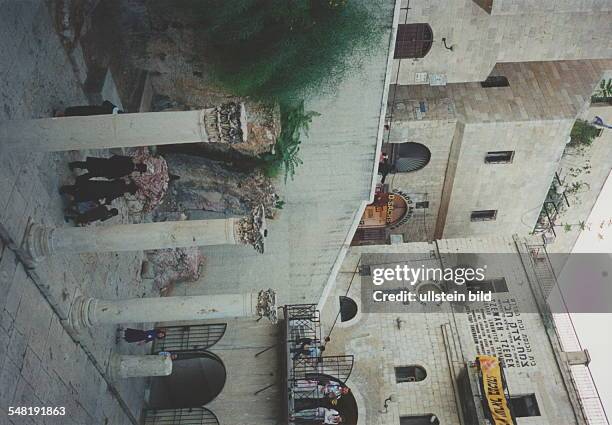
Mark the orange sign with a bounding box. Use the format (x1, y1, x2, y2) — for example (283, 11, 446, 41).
(478, 356, 515, 425)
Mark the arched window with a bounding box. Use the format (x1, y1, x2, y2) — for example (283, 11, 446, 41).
(339, 296, 358, 322)
(394, 142, 431, 173)
(395, 365, 427, 383)
(394, 24, 434, 59)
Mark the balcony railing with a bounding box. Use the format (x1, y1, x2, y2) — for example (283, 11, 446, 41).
(283, 304, 355, 420)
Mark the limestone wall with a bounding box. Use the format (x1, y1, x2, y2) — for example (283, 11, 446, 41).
(319, 237, 583, 424)
(392, 0, 612, 85)
(385, 60, 612, 242)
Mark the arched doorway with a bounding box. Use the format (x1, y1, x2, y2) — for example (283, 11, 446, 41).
(352, 191, 411, 245)
(148, 351, 227, 409)
(293, 374, 358, 425)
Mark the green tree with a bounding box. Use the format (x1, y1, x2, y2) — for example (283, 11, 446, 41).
(176, 0, 385, 101)
(260, 101, 320, 181)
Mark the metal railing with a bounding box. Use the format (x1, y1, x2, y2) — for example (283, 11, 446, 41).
(526, 244, 610, 425)
(152, 323, 227, 354)
(284, 304, 355, 418)
(143, 407, 219, 425)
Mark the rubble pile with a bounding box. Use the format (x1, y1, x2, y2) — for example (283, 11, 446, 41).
(235, 205, 267, 254)
(130, 148, 170, 212)
(145, 246, 205, 292)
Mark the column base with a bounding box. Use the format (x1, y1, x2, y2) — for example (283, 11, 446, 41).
(109, 353, 173, 380)
(24, 223, 54, 263)
(69, 296, 96, 332)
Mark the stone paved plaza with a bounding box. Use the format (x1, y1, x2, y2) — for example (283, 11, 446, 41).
(0, 1, 157, 424)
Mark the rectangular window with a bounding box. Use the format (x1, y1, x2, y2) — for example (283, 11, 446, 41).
(415, 201, 430, 209)
(400, 416, 439, 425)
(359, 265, 372, 276)
(395, 366, 426, 383)
(485, 151, 514, 164)
(470, 210, 497, 221)
(481, 75, 510, 88)
(510, 394, 541, 417)
(467, 278, 508, 294)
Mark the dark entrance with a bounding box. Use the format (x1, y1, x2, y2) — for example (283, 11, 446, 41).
(148, 351, 227, 409)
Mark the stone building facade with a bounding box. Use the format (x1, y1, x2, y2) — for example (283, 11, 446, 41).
(318, 236, 595, 425)
(355, 0, 612, 248)
(392, 0, 612, 85)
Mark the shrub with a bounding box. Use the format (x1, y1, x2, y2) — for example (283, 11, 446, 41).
(259, 100, 320, 181)
(569, 120, 600, 147)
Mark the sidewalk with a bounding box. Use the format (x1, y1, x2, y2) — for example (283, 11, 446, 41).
(0, 1, 156, 423)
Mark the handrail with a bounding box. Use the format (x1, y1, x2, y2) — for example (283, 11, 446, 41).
(525, 242, 609, 425)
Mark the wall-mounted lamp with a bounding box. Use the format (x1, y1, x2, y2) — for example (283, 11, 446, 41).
(380, 394, 397, 413)
(441, 37, 454, 51)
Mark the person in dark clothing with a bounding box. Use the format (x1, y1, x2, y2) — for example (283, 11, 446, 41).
(59, 179, 138, 203)
(117, 327, 166, 344)
(56, 100, 124, 117)
(64, 204, 119, 225)
(378, 153, 393, 184)
(69, 155, 147, 180)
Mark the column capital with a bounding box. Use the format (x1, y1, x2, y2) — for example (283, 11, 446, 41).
(256, 289, 278, 324)
(234, 205, 267, 253)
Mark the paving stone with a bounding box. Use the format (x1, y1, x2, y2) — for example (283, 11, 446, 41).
(0, 360, 20, 408)
(0, 249, 18, 311)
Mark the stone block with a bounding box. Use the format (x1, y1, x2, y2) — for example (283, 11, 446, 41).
(7, 328, 27, 370)
(0, 359, 20, 407)
(0, 248, 18, 310)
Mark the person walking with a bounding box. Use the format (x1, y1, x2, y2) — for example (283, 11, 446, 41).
(55, 100, 123, 117)
(69, 155, 147, 181)
(64, 204, 119, 225)
(60, 179, 138, 203)
(117, 328, 166, 344)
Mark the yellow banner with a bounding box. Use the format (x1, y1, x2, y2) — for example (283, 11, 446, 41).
(478, 356, 515, 425)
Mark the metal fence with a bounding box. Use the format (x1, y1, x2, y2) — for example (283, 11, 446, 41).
(143, 407, 219, 425)
(152, 323, 227, 354)
(527, 244, 609, 425)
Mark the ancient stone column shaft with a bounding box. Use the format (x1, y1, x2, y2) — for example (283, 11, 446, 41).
(26, 219, 238, 261)
(0, 110, 209, 152)
(110, 354, 172, 380)
(73, 292, 261, 329)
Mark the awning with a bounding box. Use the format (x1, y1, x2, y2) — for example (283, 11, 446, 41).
(477, 356, 516, 425)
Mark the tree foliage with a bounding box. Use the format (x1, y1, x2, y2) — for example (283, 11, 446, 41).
(569, 120, 600, 147)
(259, 101, 320, 181)
(176, 0, 384, 101)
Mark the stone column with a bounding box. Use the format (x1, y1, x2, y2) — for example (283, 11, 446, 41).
(25, 205, 267, 261)
(0, 102, 247, 152)
(70, 289, 278, 330)
(109, 354, 172, 380)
